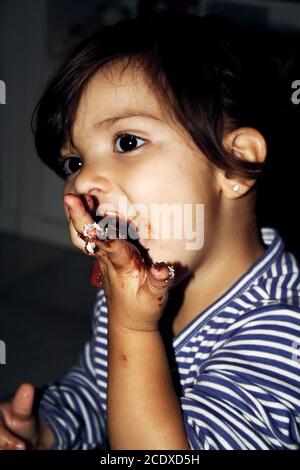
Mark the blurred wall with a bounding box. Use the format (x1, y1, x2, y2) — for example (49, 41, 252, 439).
(0, 0, 76, 248)
(0, 0, 299, 251)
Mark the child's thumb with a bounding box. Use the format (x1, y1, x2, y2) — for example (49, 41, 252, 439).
(11, 383, 35, 420)
(146, 262, 175, 294)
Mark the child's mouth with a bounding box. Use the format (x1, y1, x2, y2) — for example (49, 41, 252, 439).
(80, 193, 153, 267)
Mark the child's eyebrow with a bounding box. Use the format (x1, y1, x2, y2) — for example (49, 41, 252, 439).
(59, 111, 163, 157)
(93, 111, 163, 129)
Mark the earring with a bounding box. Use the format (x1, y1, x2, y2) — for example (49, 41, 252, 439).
(232, 183, 240, 192)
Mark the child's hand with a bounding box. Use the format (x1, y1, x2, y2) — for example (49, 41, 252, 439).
(64, 193, 175, 332)
(0, 383, 54, 450)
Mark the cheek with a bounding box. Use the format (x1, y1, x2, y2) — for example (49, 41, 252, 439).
(135, 184, 207, 267)
(130, 179, 208, 244)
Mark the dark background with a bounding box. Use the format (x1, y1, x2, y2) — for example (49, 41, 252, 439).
(0, 0, 299, 401)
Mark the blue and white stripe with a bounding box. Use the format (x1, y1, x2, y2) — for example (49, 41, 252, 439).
(38, 226, 300, 450)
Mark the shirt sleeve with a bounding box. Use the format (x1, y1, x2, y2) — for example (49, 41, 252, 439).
(37, 290, 108, 450)
(179, 306, 300, 450)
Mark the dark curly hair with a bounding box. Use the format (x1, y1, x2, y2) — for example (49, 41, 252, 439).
(31, 13, 298, 193)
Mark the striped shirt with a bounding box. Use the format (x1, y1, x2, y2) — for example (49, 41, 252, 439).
(38, 226, 300, 450)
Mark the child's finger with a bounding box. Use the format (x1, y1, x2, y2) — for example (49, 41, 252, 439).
(10, 383, 35, 421)
(0, 429, 25, 450)
(64, 193, 94, 237)
(68, 219, 96, 255)
(95, 237, 144, 274)
(144, 262, 176, 296)
(0, 415, 25, 450)
(64, 194, 143, 276)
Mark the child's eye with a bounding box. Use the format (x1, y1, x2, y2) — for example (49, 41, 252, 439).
(56, 134, 145, 178)
(57, 155, 82, 178)
(114, 133, 146, 153)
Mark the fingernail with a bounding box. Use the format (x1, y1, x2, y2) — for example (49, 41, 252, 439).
(15, 443, 25, 450)
(64, 193, 74, 209)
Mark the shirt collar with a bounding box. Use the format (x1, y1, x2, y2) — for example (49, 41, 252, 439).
(173, 226, 285, 350)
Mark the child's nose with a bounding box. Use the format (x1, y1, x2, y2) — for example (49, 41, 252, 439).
(72, 160, 112, 200)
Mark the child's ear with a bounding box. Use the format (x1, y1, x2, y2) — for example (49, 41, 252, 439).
(215, 127, 267, 199)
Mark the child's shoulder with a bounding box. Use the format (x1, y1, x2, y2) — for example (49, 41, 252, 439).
(192, 227, 300, 348)
(234, 226, 299, 310)
(220, 232, 300, 343)
(253, 236, 300, 310)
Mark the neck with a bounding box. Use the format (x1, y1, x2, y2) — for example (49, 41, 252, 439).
(161, 218, 266, 337)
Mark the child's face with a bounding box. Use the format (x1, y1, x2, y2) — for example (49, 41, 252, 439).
(61, 61, 219, 284)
